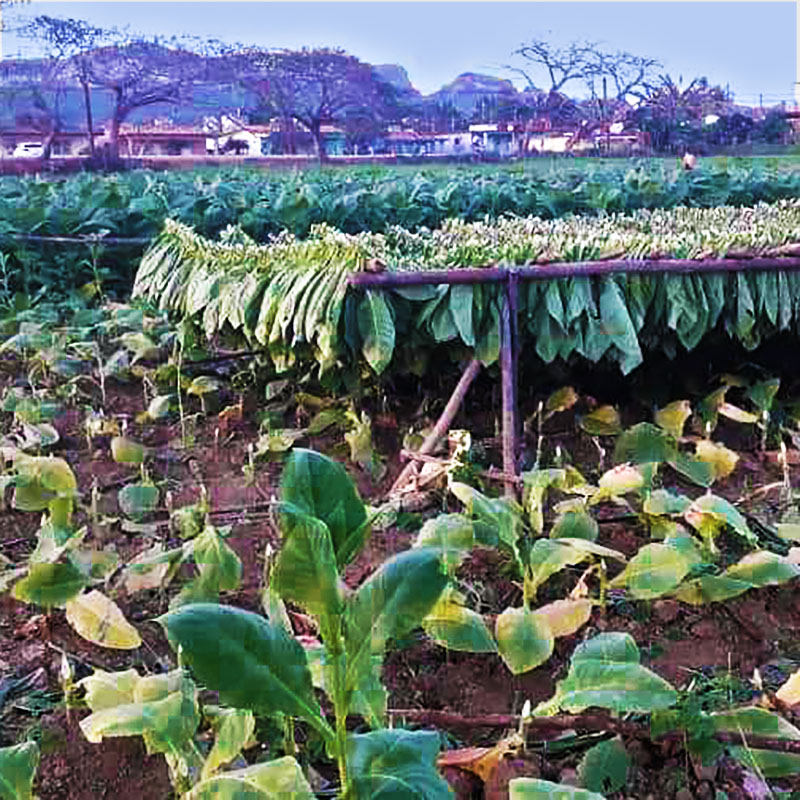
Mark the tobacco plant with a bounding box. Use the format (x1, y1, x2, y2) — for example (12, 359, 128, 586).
(78, 449, 453, 798)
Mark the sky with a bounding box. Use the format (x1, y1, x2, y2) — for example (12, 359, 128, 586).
(1, 1, 795, 106)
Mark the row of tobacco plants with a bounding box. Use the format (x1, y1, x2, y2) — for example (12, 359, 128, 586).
(134, 199, 800, 387)
(3, 286, 800, 797)
(2, 157, 800, 297)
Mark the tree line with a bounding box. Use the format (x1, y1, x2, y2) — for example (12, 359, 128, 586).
(4, 14, 792, 163)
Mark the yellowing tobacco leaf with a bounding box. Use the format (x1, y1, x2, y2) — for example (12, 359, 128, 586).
(695, 440, 739, 480)
(533, 599, 593, 638)
(65, 590, 142, 649)
(78, 668, 141, 711)
(579, 405, 622, 436)
(655, 400, 692, 439)
(777, 670, 800, 707)
(718, 402, 758, 424)
(545, 386, 578, 417)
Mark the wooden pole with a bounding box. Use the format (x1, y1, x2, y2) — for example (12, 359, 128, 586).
(390, 358, 482, 495)
(500, 276, 518, 498)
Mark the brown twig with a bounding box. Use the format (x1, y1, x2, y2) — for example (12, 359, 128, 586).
(390, 358, 482, 495)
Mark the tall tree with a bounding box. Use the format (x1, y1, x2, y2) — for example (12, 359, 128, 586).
(237, 47, 398, 158)
(82, 33, 213, 161)
(19, 15, 106, 156)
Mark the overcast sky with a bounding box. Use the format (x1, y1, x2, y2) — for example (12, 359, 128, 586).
(2, 2, 795, 106)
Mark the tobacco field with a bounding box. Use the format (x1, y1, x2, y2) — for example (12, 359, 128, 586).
(5, 160, 800, 799)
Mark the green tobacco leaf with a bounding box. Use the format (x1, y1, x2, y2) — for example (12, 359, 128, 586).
(509, 778, 606, 800)
(579, 405, 622, 436)
(118, 483, 159, 521)
(110, 436, 146, 465)
(12, 561, 87, 608)
(158, 603, 331, 742)
(527, 539, 590, 595)
(723, 551, 800, 588)
(280, 449, 368, 569)
(710, 707, 800, 740)
(747, 378, 780, 412)
(414, 513, 475, 569)
(0, 741, 39, 800)
(495, 606, 554, 674)
(643, 489, 692, 516)
(345, 729, 452, 800)
(449, 482, 519, 551)
(669, 452, 714, 488)
(450, 284, 475, 346)
(344, 548, 447, 712)
(672, 575, 753, 605)
(578, 738, 630, 795)
(729, 747, 800, 778)
(537, 632, 677, 715)
(201, 707, 256, 781)
(272, 506, 342, 619)
(186, 756, 315, 800)
(551, 510, 599, 542)
(609, 543, 695, 600)
(613, 423, 677, 465)
(192, 525, 242, 595)
(687, 494, 754, 543)
(358, 289, 395, 374)
(423, 588, 496, 653)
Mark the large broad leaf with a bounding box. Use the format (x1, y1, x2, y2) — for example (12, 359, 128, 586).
(527, 540, 590, 595)
(280, 449, 368, 568)
(551, 510, 598, 542)
(495, 606, 554, 674)
(118, 483, 159, 521)
(414, 514, 475, 569)
(186, 756, 315, 800)
(200, 707, 256, 781)
(694, 440, 739, 481)
(609, 543, 696, 600)
(192, 524, 243, 595)
(345, 729, 452, 800)
(684, 494, 755, 544)
(728, 747, 800, 778)
(344, 548, 447, 712)
(0, 741, 39, 800)
(78, 668, 141, 711)
(579, 405, 622, 436)
(271, 506, 343, 620)
(449, 482, 518, 550)
(536, 632, 677, 715)
(723, 551, 800, 588)
(509, 778, 605, 800)
(358, 289, 395, 374)
(65, 590, 142, 649)
(80, 671, 199, 757)
(578, 738, 630, 795)
(12, 561, 87, 608)
(158, 603, 331, 741)
(710, 707, 800, 740)
(654, 400, 692, 439)
(422, 588, 496, 653)
(613, 423, 677, 465)
(533, 599, 593, 639)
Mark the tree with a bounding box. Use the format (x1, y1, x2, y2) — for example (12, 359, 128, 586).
(236, 48, 399, 158)
(82, 33, 214, 161)
(509, 37, 598, 94)
(19, 15, 106, 156)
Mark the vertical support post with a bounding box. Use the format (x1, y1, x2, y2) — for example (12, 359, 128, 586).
(500, 272, 519, 498)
